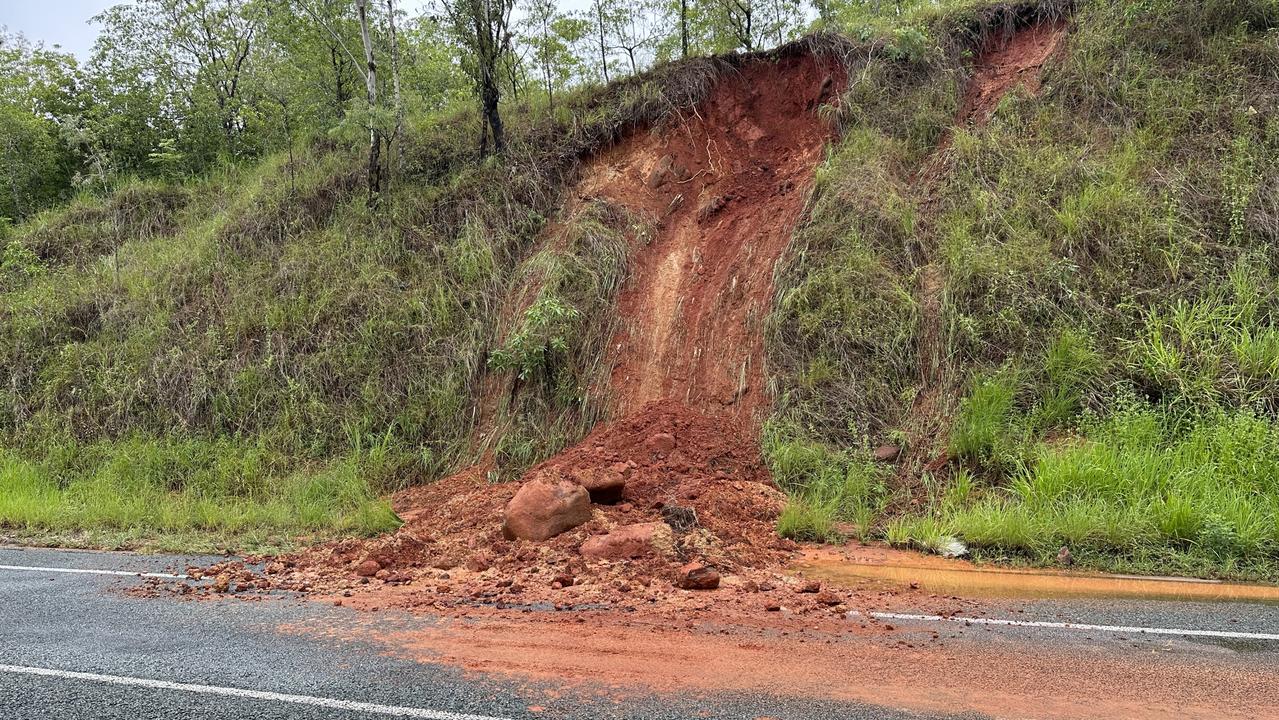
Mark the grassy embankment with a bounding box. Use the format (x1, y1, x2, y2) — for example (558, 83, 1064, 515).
(0, 60, 726, 551)
(766, 0, 1279, 579)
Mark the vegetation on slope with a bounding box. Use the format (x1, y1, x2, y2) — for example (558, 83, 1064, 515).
(0, 47, 742, 549)
(766, 0, 1279, 579)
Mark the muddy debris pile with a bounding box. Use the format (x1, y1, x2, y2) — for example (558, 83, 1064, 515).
(170, 401, 805, 610)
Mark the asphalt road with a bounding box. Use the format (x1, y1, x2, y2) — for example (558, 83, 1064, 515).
(2, 545, 1277, 720)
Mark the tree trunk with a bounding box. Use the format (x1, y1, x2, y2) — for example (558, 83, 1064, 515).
(680, 0, 689, 58)
(483, 77, 504, 154)
(356, 0, 381, 203)
(386, 0, 404, 188)
(595, 1, 609, 84)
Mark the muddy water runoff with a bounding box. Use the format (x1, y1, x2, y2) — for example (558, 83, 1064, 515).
(796, 546, 1279, 605)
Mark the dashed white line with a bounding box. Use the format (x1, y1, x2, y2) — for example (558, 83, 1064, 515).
(0, 664, 512, 720)
(852, 611, 1279, 642)
(0, 564, 187, 579)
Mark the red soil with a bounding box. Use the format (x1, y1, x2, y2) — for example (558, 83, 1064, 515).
(284, 606, 1279, 720)
(585, 52, 845, 426)
(181, 401, 798, 610)
(959, 21, 1067, 126)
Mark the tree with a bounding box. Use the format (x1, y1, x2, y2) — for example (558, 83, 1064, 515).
(609, 0, 661, 75)
(521, 0, 586, 109)
(716, 0, 757, 51)
(589, 0, 614, 83)
(0, 30, 83, 219)
(441, 0, 517, 156)
(157, 0, 265, 151)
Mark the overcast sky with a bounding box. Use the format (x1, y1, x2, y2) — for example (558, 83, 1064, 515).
(2, 0, 596, 60)
(1, 1, 116, 57)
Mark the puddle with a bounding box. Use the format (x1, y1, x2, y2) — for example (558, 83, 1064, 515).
(795, 546, 1279, 605)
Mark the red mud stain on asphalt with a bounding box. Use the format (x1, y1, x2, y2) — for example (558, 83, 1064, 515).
(282, 605, 1279, 720)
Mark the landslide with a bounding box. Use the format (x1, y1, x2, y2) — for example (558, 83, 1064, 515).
(213, 11, 1080, 611)
(225, 47, 850, 608)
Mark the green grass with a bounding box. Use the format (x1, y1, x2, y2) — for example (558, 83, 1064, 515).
(0, 440, 400, 553)
(764, 421, 888, 543)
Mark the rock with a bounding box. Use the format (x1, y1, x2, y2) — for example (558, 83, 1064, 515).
(551, 572, 575, 588)
(696, 194, 733, 223)
(502, 477, 593, 541)
(465, 552, 492, 572)
(580, 522, 673, 560)
(645, 432, 676, 454)
(574, 466, 627, 504)
(764, 601, 781, 612)
(814, 590, 842, 606)
(646, 154, 676, 188)
(796, 579, 821, 594)
(675, 562, 720, 590)
(212, 573, 231, 593)
(873, 445, 901, 462)
(939, 536, 969, 558)
(353, 559, 381, 578)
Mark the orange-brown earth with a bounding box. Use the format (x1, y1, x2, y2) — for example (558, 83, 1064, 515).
(283, 605, 1279, 720)
(171, 50, 853, 610)
(586, 51, 844, 425)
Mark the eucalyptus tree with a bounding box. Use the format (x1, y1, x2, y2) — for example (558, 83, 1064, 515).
(441, 0, 517, 156)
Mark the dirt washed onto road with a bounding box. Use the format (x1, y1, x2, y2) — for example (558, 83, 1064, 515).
(281, 604, 1279, 720)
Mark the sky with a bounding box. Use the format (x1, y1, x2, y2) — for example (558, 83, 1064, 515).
(2, 0, 596, 60)
(1, 1, 117, 58)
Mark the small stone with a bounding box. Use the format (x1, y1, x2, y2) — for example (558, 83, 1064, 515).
(873, 445, 901, 462)
(552, 572, 575, 588)
(572, 467, 627, 505)
(465, 553, 492, 572)
(580, 522, 672, 560)
(796, 580, 821, 594)
(646, 154, 675, 188)
(354, 559, 382, 578)
(675, 562, 720, 590)
(764, 601, 781, 612)
(645, 432, 677, 454)
(814, 590, 842, 606)
(212, 573, 231, 593)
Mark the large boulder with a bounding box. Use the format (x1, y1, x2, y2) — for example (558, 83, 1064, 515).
(580, 522, 673, 560)
(502, 477, 593, 541)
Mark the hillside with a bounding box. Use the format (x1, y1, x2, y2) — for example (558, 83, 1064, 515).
(2, 0, 1279, 582)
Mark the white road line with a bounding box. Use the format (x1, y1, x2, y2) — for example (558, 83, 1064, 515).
(0, 664, 512, 720)
(0, 564, 187, 579)
(854, 611, 1279, 642)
